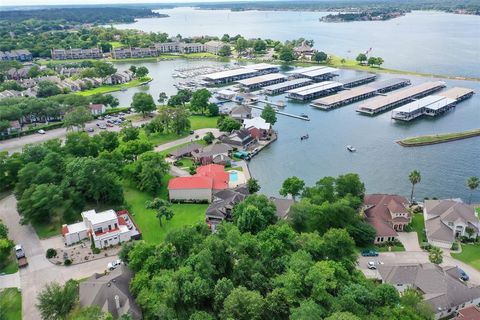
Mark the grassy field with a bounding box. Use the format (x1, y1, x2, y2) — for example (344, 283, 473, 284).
(123, 177, 207, 244)
(190, 115, 219, 130)
(0, 253, 19, 275)
(410, 213, 427, 244)
(398, 129, 480, 147)
(476, 207, 480, 217)
(76, 77, 152, 96)
(33, 221, 61, 239)
(109, 41, 124, 49)
(145, 131, 189, 147)
(452, 244, 480, 271)
(0, 288, 22, 320)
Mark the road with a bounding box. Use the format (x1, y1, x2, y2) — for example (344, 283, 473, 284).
(0, 195, 117, 320)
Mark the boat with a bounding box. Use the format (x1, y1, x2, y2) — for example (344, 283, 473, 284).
(347, 145, 356, 152)
(300, 134, 309, 141)
(300, 113, 309, 118)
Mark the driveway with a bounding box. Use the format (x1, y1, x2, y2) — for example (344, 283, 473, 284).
(0, 195, 118, 320)
(397, 232, 422, 251)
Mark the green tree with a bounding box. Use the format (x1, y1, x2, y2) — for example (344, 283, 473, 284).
(146, 198, 174, 227)
(213, 278, 234, 312)
(467, 176, 479, 204)
(37, 280, 78, 320)
(408, 170, 421, 203)
(17, 183, 63, 224)
(118, 139, 153, 161)
(279, 46, 295, 62)
(170, 107, 191, 134)
(207, 103, 219, 117)
(261, 105, 277, 125)
(135, 66, 149, 77)
(324, 312, 360, 320)
(356, 53, 367, 64)
(218, 45, 232, 57)
(235, 38, 249, 56)
(253, 40, 267, 53)
(233, 194, 277, 234)
(131, 92, 156, 118)
(290, 299, 324, 320)
(94, 61, 116, 78)
(312, 51, 328, 63)
(190, 89, 212, 115)
(247, 178, 261, 193)
(221, 287, 264, 320)
(64, 132, 98, 157)
(63, 106, 93, 131)
(70, 306, 109, 320)
(129, 65, 137, 74)
(428, 246, 443, 264)
(158, 92, 168, 104)
(217, 116, 241, 132)
(120, 124, 140, 142)
(37, 81, 61, 98)
(0, 238, 13, 267)
(465, 226, 476, 238)
(92, 131, 119, 152)
(203, 132, 215, 145)
(336, 173, 365, 200)
(127, 151, 169, 193)
(280, 176, 305, 201)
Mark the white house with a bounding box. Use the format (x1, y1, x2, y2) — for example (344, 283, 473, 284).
(62, 209, 136, 248)
(205, 41, 226, 55)
(424, 200, 480, 248)
(88, 103, 106, 116)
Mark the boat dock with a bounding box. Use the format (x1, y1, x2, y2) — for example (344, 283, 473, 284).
(438, 87, 475, 102)
(248, 104, 310, 121)
(203, 63, 279, 85)
(367, 78, 411, 93)
(236, 73, 286, 90)
(287, 66, 339, 81)
(356, 81, 446, 115)
(247, 63, 280, 74)
(391, 95, 457, 121)
(263, 78, 314, 95)
(341, 74, 377, 88)
(286, 81, 344, 101)
(310, 86, 378, 110)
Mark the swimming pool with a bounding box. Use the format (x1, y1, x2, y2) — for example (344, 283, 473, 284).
(229, 171, 238, 182)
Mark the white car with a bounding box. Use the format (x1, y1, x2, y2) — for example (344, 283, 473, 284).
(367, 261, 376, 270)
(107, 259, 122, 270)
(37, 129, 46, 134)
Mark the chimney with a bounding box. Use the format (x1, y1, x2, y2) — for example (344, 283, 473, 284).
(115, 295, 120, 309)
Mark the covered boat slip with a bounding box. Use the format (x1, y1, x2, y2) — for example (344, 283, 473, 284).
(263, 78, 314, 95)
(236, 73, 286, 90)
(247, 63, 280, 73)
(356, 81, 447, 115)
(286, 81, 343, 101)
(438, 87, 475, 102)
(391, 95, 457, 121)
(287, 65, 339, 81)
(310, 86, 378, 110)
(203, 63, 279, 84)
(341, 73, 377, 88)
(367, 78, 411, 93)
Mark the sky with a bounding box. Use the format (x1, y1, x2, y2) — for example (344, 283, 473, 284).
(2, 0, 256, 7)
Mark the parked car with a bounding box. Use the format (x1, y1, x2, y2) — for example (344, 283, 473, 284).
(361, 249, 379, 257)
(87, 128, 94, 133)
(98, 116, 104, 120)
(37, 129, 46, 134)
(15, 244, 26, 259)
(458, 268, 469, 281)
(99, 124, 107, 130)
(367, 261, 377, 270)
(106, 123, 113, 127)
(107, 259, 122, 271)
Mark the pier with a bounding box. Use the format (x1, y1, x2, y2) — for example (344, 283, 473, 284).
(286, 81, 343, 101)
(310, 86, 378, 110)
(367, 78, 411, 93)
(391, 95, 457, 121)
(287, 66, 339, 81)
(203, 63, 279, 85)
(438, 87, 475, 102)
(248, 104, 310, 121)
(263, 78, 314, 95)
(237, 73, 286, 90)
(341, 74, 377, 88)
(356, 81, 446, 115)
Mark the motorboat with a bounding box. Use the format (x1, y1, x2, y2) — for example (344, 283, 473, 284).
(347, 145, 356, 152)
(300, 113, 309, 118)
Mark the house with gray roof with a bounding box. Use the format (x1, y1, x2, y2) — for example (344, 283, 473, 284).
(270, 197, 295, 220)
(79, 265, 142, 319)
(192, 143, 233, 165)
(378, 263, 480, 320)
(169, 142, 201, 159)
(206, 185, 249, 229)
(229, 105, 252, 121)
(424, 200, 479, 248)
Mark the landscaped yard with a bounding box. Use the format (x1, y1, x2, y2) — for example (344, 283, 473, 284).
(145, 131, 189, 147)
(0, 253, 19, 275)
(452, 244, 480, 271)
(410, 213, 427, 244)
(190, 115, 219, 130)
(123, 177, 207, 243)
(0, 288, 22, 320)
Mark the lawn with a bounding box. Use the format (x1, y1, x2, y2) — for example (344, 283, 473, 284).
(377, 245, 405, 252)
(146, 131, 189, 147)
(123, 177, 207, 243)
(452, 244, 480, 271)
(190, 115, 219, 130)
(77, 77, 152, 96)
(399, 129, 480, 147)
(410, 213, 427, 244)
(109, 41, 124, 48)
(0, 253, 19, 275)
(32, 221, 62, 239)
(0, 288, 22, 320)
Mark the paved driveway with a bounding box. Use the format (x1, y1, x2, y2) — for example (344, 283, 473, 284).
(397, 232, 422, 251)
(0, 195, 118, 320)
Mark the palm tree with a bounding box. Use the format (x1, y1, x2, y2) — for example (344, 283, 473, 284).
(409, 170, 421, 203)
(146, 198, 174, 227)
(467, 176, 479, 204)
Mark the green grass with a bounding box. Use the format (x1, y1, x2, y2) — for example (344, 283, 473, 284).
(76, 77, 152, 96)
(452, 244, 480, 271)
(178, 158, 194, 168)
(32, 221, 61, 239)
(226, 166, 243, 172)
(0, 253, 19, 275)
(0, 288, 22, 320)
(189, 115, 219, 130)
(476, 207, 480, 218)
(146, 131, 189, 147)
(399, 129, 480, 146)
(123, 177, 207, 244)
(109, 41, 124, 48)
(410, 213, 427, 244)
(377, 245, 405, 252)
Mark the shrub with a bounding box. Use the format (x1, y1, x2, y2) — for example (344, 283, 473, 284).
(92, 247, 101, 254)
(420, 243, 432, 251)
(64, 259, 72, 266)
(46, 248, 57, 259)
(451, 242, 459, 251)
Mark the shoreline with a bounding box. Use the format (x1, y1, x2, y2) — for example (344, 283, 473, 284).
(397, 129, 480, 147)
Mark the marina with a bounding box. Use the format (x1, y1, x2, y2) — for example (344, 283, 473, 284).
(391, 95, 457, 121)
(438, 87, 475, 102)
(263, 78, 314, 95)
(236, 73, 286, 90)
(356, 81, 447, 115)
(249, 105, 311, 121)
(367, 78, 411, 93)
(310, 86, 378, 110)
(287, 66, 339, 81)
(341, 74, 377, 88)
(286, 81, 343, 101)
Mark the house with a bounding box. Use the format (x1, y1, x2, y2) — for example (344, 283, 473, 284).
(363, 194, 411, 244)
(243, 116, 272, 139)
(192, 143, 233, 165)
(168, 164, 229, 203)
(216, 89, 237, 100)
(294, 42, 315, 59)
(424, 200, 480, 248)
(377, 263, 480, 320)
(89, 103, 106, 116)
(169, 142, 202, 159)
(455, 305, 480, 320)
(179, 42, 205, 54)
(206, 185, 249, 228)
(62, 209, 140, 248)
(270, 197, 295, 220)
(5, 120, 21, 135)
(6, 66, 31, 80)
(79, 265, 142, 320)
(205, 40, 226, 55)
(51, 48, 102, 60)
(230, 105, 252, 121)
(0, 50, 32, 61)
(220, 129, 256, 150)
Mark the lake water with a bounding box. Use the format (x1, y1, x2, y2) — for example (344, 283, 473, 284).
(111, 59, 480, 202)
(114, 7, 480, 78)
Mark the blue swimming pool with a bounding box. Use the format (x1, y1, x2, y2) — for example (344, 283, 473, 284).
(229, 171, 238, 182)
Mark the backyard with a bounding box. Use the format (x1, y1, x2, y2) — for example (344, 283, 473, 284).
(410, 213, 427, 244)
(0, 288, 22, 320)
(452, 244, 480, 271)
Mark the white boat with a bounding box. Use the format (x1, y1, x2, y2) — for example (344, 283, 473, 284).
(347, 145, 356, 152)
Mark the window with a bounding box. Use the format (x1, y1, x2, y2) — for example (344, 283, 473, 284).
(108, 225, 112, 231)
(114, 223, 118, 229)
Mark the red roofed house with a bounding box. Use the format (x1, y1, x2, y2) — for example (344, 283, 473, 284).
(455, 305, 480, 320)
(168, 164, 229, 203)
(88, 103, 106, 116)
(363, 194, 411, 244)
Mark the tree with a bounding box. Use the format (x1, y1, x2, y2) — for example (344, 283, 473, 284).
(17, 184, 63, 224)
(428, 246, 443, 264)
(235, 38, 249, 55)
(207, 103, 219, 117)
(280, 176, 305, 201)
(93, 61, 116, 78)
(261, 105, 277, 125)
(135, 66, 149, 77)
(279, 46, 295, 62)
(356, 53, 367, 64)
(146, 198, 174, 227)
(0, 238, 13, 267)
(221, 287, 264, 320)
(346, 220, 376, 247)
(120, 124, 140, 142)
(408, 170, 421, 203)
(217, 116, 241, 132)
(247, 178, 261, 194)
(324, 312, 360, 320)
(190, 89, 212, 115)
(312, 51, 328, 63)
(36, 280, 78, 320)
(218, 45, 232, 57)
(233, 194, 277, 234)
(63, 106, 93, 131)
(335, 173, 365, 200)
(118, 139, 153, 161)
(467, 176, 479, 204)
(37, 80, 61, 98)
(253, 40, 267, 53)
(290, 300, 324, 320)
(71, 306, 110, 320)
(465, 226, 475, 239)
(92, 131, 119, 152)
(127, 151, 169, 193)
(170, 107, 191, 134)
(203, 132, 215, 145)
(131, 92, 156, 118)
(158, 92, 168, 104)
(129, 65, 137, 74)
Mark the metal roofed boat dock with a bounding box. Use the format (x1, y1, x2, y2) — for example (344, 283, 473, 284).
(286, 81, 344, 101)
(287, 66, 339, 81)
(310, 85, 378, 110)
(246, 63, 280, 73)
(236, 73, 286, 90)
(367, 78, 411, 93)
(391, 95, 457, 121)
(341, 74, 377, 88)
(203, 63, 279, 85)
(356, 81, 446, 115)
(438, 87, 475, 102)
(263, 78, 314, 95)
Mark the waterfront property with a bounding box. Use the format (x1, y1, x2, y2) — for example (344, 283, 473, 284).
(230, 105, 252, 121)
(192, 143, 233, 165)
(310, 85, 378, 110)
(236, 73, 286, 90)
(363, 194, 411, 244)
(286, 81, 343, 101)
(424, 199, 479, 249)
(391, 95, 456, 121)
(205, 40, 225, 55)
(287, 65, 339, 81)
(377, 263, 480, 320)
(263, 78, 313, 95)
(51, 48, 103, 60)
(203, 68, 260, 85)
(367, 78, 411, 93)
(270, 197, 295, 220)
(356, 81, 446, 115)
(438, 87, 475, 102)
(341, 73, 377, 88)
(205, 185, 249, 229)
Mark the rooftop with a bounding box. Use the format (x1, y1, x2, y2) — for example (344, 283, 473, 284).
(311, 85, 377, 106)
(263, 78, 312, 91)
(243, 117, 271, 130)
(82, 209, 118, 226)
(286, 81, 343, 96)
(438, 87, 475, 101)
(393, 95, 456, 113)
(204, 68, 257, 81)
(237, 73, 286, 86)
